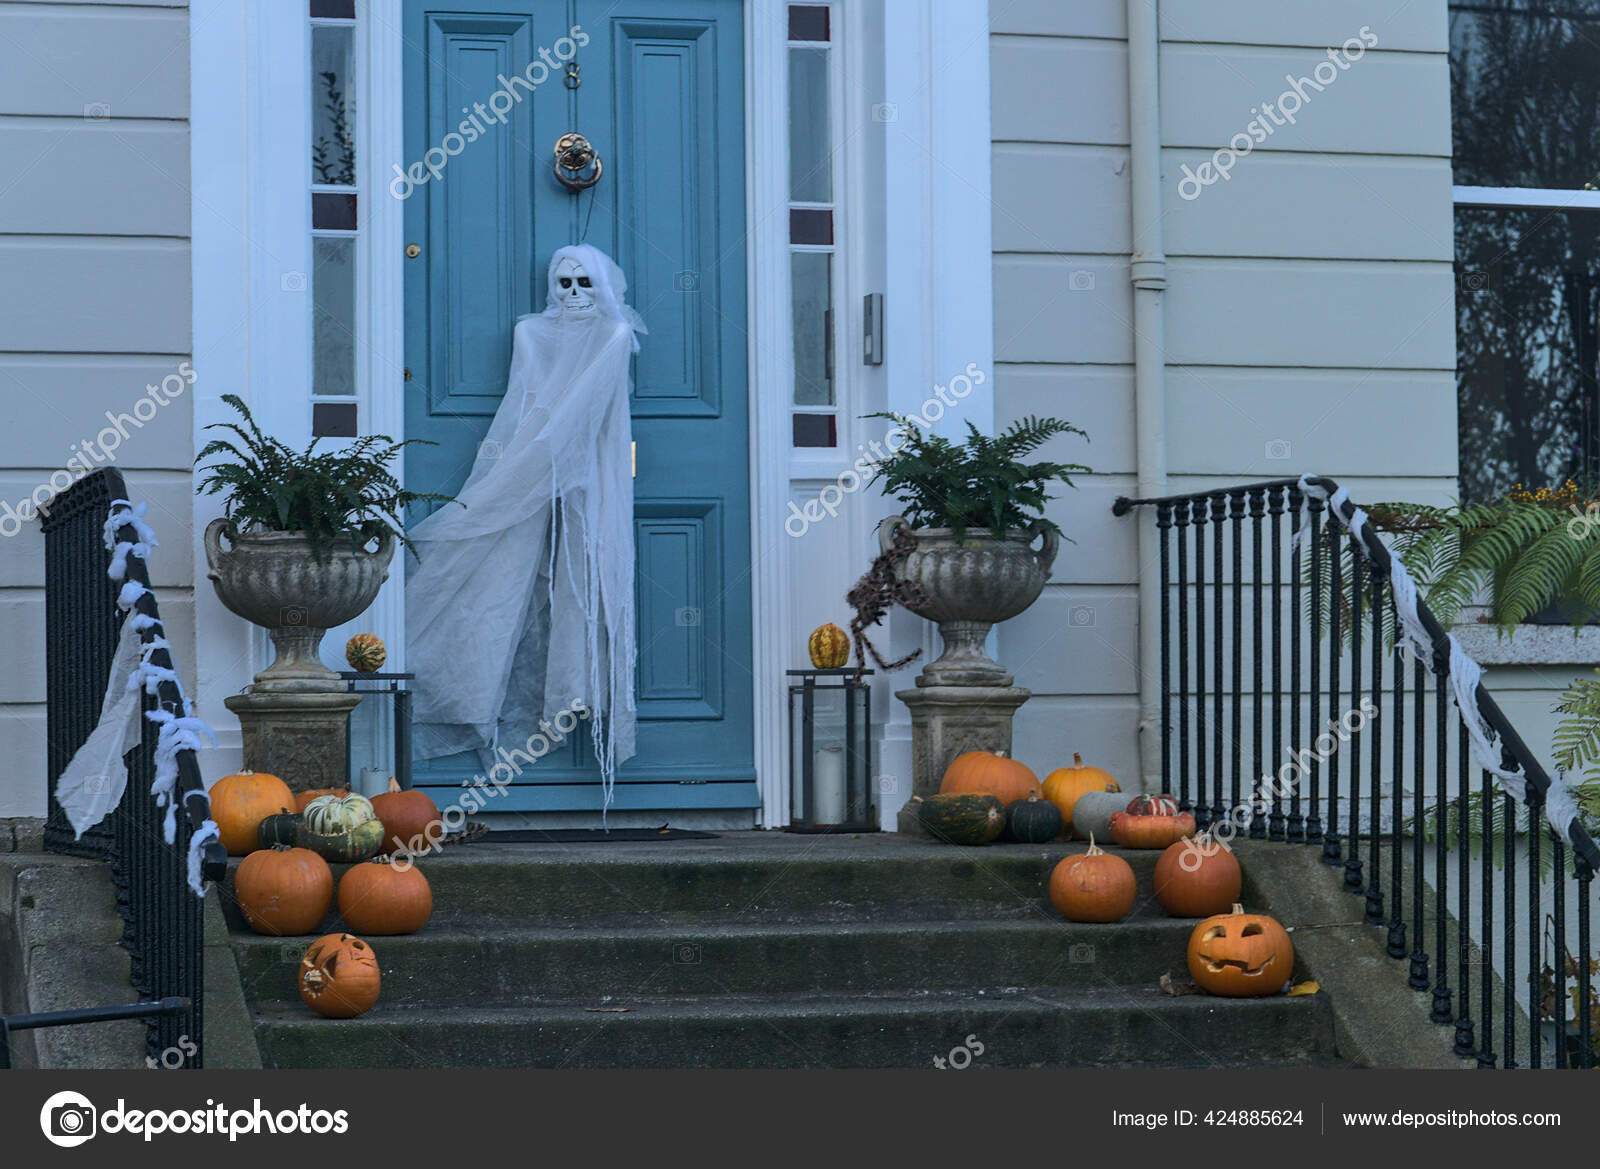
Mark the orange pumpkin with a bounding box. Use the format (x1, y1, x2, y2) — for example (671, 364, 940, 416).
(210, 771, 295, 856)
(1187, 903, 1294, 997)
(294, 787, 351, 814)
(1048, 837, 1137, 923)
(299, 933, 382, 1018)
(233, 845, 333, 936)
(940, 750, 1040, 807)
(338, 857, 434, 935)
(1108, 794, 1196, 849)
(345, 632, 387, 673)
(1153, 832, 1241, 917)
(1042, 753, 1121, 836)
(370, 789, 444, 857)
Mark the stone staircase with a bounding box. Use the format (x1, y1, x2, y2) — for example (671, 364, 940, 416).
(221, 833, 1343, 1068)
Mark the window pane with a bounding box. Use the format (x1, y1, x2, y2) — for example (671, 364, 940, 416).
(792, 413, 837, 447)
(312, 191, 357, 231)
(313, 402, 358, 437)
(789, 207, 833, 245)
(1455, 207, 1600, 501)
(311, 0, 356, 18)
(788, 4, 829, 42)
(313, 237, 357, 398)
(312, 24, 356, 185)
(789, 47, 831, 203)
(1450, 2, 1600, 188)
(791, 251, 833, 406)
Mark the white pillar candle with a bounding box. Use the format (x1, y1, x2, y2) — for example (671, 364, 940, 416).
(812, 745, 847, 825)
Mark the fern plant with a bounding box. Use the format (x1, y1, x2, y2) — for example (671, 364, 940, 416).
(195, 394, 452, 561)
(863, 414, 1090, 542)
(1553, 671, 1600, 832)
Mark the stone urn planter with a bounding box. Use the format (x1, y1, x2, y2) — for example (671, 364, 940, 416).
(881, 515, 1059, 687)
(204, 519, 395, 693)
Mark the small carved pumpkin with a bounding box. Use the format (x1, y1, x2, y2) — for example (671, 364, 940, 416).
(370, 789, 444, 857)
(299, 933, 382, 1018)
(1042, 754, 1121, 835)
(940, 750, 1040, 808)
(1153, 832, 1241, 917)
(1048, 837, 1136, 922)
(234, 845, 333, 936)
(1187, 904, 1294, 997)
(807, 623, 850, 669)
(1003, 793, 1063, 843)
(345, 632, 387, 673)
(338, 857, 434, 935)
(210, 771, 295, 856)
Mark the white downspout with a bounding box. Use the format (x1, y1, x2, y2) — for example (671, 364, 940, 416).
(1128, 0, 1169, 794)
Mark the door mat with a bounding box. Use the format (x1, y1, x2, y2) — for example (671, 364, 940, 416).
(472, 827, 720, 843)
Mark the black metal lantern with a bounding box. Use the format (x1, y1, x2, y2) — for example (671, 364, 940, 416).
(787, 669, 876, 832)
(342, 671, 415, 794)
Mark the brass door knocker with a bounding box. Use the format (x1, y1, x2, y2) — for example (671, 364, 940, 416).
(553, 132, 602, 191)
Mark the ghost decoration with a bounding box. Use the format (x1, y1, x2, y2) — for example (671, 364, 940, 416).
(405, 245, 646, 813)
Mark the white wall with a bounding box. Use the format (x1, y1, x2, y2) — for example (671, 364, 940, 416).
(989, 0, 1459, 791)
(0, 0, 193, 818)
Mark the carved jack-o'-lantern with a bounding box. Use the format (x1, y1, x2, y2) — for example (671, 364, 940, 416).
(1186, 903, 1294, 997)
(298, 932, 382, 1018)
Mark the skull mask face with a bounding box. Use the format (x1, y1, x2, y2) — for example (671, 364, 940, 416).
(554, 257, 596, 316)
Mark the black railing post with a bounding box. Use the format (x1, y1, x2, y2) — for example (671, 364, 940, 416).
(1250, 488, 1266, 838)
(1504, 791, 1518, 1067)
(1345, 550, 1365, 891)
(1387, 637, 1408, 959)
(1454, 721, 1475, 1055)
(1175, 500, 1192, 813)
(1409, 658, 1429, 992)
(1579, 855, 1594, 1069)
(1288, 486, 1307, 842)
(1194, 510, 1209, 828)
(1157, 501, 1173, 798)
(1212, 493, 1227, 828)
(1269, 485, 1287, 841)
(1527, 787, 1544, 1067)
(1431, 665, 1453, 1025)
(1323, 520, 1343, 865)
(1306, 498, 1324, 843)
(1479, 763, 1497, 1068)
(1364, 567, 1384, 923)
(1552, 837, 1567, 1069)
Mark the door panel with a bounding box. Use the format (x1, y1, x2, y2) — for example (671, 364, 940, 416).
(402, 0, 755, 815)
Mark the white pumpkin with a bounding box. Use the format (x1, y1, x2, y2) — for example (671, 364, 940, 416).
(302, 793, 377, 836)
(1073, 789, 1131, 842)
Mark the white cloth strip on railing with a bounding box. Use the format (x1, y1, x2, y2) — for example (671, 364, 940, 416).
(55, 500, 219, 895)
(1294, 473, 1579, 845)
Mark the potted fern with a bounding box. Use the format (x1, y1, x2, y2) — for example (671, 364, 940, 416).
(863, 414, 1089, 685)
(197, 394, 449, 693)
(1370, 480, 1600, 631)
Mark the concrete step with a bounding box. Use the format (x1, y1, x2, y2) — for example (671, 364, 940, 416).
(252, 985, 1339, 1069)
(219, 835, 1170, 932)
(232, 915, 1203, 1005)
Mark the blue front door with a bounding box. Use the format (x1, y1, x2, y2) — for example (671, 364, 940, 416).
(402, 0, 756, 815)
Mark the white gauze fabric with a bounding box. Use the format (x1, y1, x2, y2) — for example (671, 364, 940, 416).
(406, 245, 645, 812)
(1294, 473, 1579, 843)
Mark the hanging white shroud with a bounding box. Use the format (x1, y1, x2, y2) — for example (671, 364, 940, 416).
(406, 245, 644, 810)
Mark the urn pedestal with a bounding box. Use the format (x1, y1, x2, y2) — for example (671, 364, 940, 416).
(205, 520, 393, 792)
(881, 516, 1056, 835)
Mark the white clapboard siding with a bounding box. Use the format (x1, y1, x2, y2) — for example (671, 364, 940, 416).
(0, 2, 194, 819)
(988, 4, 1458, 776)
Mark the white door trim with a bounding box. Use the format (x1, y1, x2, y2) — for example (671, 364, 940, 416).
(188, 0, 996, 828)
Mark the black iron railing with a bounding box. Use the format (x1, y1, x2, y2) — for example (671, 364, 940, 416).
(1117, 476, 1600, 1069)
(40, 468, 226, 1068)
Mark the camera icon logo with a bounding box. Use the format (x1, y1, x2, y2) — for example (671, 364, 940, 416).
(675, 606, 700, 627)
(674, 270, 700, 292)
(673, 943, 702, 964)
(477, 439, 503, 460)
(1069, 604, 1096, 628)
(281, 271, 308, 293)
(1264, 439, 1292, 460)
(1069, 270, 1096, 292)
(40, 1090, 97, 1147)
(872, 102, 898, 122)
(83, 102, 111, 121)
